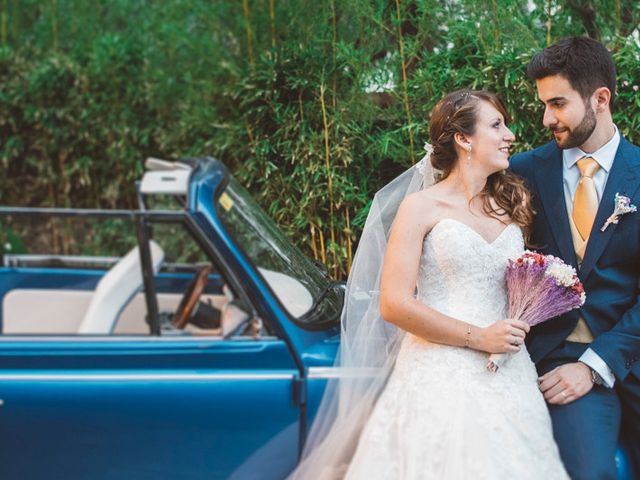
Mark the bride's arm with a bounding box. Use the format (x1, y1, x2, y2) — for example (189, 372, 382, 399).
(379, 194, 527, 354)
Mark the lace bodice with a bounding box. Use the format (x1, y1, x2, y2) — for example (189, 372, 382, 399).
(399, 217, 529, 379)
(417, 218, 524, 327)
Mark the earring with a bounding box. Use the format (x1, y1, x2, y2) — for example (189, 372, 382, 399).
(466, 145, 472, 167)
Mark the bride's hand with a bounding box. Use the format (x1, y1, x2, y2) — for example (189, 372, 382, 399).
(476, 319, 529, 353)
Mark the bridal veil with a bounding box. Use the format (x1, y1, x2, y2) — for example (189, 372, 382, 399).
(291, 146, 435, 479)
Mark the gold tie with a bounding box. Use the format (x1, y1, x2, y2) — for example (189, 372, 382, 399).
(573, 157, 600, 241)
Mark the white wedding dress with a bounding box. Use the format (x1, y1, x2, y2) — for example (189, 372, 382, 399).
(344, 218, 569, 479)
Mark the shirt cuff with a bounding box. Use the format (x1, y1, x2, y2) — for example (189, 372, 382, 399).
(579, 348, 616, 388)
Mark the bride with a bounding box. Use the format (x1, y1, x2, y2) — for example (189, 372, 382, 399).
(292, 90, 568, 479)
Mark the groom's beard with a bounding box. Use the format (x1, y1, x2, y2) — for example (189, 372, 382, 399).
(551, 104, 597, 149)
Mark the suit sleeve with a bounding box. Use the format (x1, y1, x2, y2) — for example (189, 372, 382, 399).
(509, 152, 533, 184)
(590, 297, 640, 382)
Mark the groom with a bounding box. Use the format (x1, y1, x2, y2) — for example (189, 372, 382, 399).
(511, 36, 640, 479)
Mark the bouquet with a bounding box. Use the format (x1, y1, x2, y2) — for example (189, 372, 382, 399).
(486, 251, 586, 372)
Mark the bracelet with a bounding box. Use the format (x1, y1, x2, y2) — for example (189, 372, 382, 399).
(464, 326, 471, 348)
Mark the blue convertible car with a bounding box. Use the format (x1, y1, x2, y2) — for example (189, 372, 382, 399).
(0, 158, 341, 480)
(0, 158, 634, 479)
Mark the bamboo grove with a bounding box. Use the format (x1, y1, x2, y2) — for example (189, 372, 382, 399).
(1, 1, 639, 278)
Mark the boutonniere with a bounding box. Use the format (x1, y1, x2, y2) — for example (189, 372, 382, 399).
(600, 193, 637, 232)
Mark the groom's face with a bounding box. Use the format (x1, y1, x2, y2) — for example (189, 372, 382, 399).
(536, 75, 597, 149)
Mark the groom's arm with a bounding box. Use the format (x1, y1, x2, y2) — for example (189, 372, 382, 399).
(589, 297, 640, 383)
(551, 301, 640, 402)
(541, 266, 640, 404)
(509, 151, 532, 181)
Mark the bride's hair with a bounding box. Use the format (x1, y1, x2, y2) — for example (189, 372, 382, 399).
(429, 89, 535, 244)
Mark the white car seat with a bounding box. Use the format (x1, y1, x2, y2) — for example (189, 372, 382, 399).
(77, 241, 164, 334)
(220, 284, 250, 337)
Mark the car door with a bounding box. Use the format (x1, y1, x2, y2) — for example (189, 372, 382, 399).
(0, 338, 300, 480)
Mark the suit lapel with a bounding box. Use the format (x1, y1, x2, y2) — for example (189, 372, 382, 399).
(533, 143, 578, 269)
(580, 138, 640, 280)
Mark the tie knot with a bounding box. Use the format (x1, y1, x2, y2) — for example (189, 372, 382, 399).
(577, 156, 600, 178)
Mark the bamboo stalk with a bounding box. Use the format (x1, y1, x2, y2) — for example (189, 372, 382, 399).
(330, 0, 337, 109)
(48, 184, 61, 254)
(310, 222, 318, 260)
(345, 207, 352, 273)
(58, 151, 69, 205)
(245, 123, 255, 144)
(1, 0, 6, 44)
(269, 0, 276, 49)
(298, 90, 304, 122)
(63, 218, 72, 256)
(320, 84, 337, 277)
(51, 0, 58, 52)
(546, 0, 552, 46)
(10, 0, 16, 40)
(330, 0, 337, 64)
(491, 0, 500, 50)
(242, 0, 254, 65)
(318, 226, 326, 264)
(394, 0, 415, 163)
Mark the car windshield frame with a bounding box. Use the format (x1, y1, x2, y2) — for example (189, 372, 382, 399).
(215, 176, 342, 328)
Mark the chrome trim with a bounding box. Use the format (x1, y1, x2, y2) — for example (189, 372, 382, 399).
(308, 367, 340, 378)
(0, 335, 279, 342)
(0, 373, 295, 381)
(307, 366, 378, 379)
(4, 254, 119, 268)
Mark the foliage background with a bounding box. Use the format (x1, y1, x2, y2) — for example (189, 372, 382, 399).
(1, 0, 639, 277)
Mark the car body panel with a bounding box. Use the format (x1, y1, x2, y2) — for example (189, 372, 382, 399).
(0, 337, 300, 479)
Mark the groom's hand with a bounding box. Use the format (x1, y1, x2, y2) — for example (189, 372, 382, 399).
(538, 362, 593, 405)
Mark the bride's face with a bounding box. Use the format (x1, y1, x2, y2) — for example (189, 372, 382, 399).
(466, 100, 515, 174)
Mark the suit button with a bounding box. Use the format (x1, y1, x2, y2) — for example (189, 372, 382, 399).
(625, 361, 632, 369)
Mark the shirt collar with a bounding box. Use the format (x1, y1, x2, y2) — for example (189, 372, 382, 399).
(563, 125, 620, 174)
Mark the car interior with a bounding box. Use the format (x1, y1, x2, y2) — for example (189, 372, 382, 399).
(0, 217, 257, 338)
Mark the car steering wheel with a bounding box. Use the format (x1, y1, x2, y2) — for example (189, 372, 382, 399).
(171, 265, 212, 329)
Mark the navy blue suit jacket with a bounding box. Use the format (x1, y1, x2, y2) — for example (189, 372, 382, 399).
(511, 138, 640, 383)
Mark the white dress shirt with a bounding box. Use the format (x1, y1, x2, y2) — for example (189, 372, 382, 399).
(562, 125, 620, 387)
